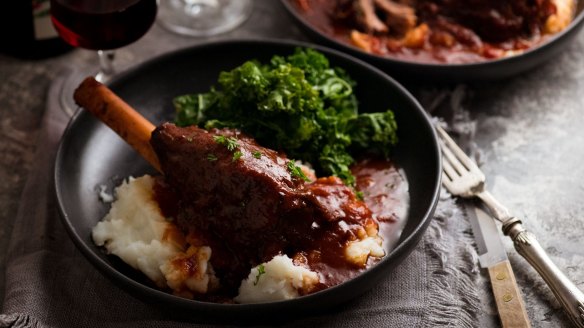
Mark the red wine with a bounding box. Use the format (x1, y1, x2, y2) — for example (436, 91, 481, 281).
(0, 0, 72, 59)
(50, 0, 157, 50)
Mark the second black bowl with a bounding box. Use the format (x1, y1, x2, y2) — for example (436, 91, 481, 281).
(281, 0, 584, 82)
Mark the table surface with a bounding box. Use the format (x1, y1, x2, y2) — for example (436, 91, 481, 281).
(1, 1, 583, 327)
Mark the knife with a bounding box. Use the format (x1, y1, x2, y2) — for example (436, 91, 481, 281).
(466, 204, 531, 328)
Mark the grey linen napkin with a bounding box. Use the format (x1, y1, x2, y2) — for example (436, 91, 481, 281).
(0, 78, 481, 327)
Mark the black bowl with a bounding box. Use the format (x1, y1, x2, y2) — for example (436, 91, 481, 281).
(54, 39, 441, 322)
(281, 0, 584, 82)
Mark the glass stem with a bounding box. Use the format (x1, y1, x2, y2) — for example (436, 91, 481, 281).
(96, 50, 116, 83)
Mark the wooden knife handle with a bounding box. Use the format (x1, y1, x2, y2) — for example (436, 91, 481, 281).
(488, 260, 531, 328)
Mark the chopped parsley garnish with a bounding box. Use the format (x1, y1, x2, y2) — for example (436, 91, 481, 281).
(174, 48, 398, 185)
(213, 135, 239, 152)
(355, 190, 364, 201)
(254, 264, 266, 286)
(253, 151, 262, 159)
(207, 154, 218, 161)
(287, 161, 310, 182)
(232, 151, 243, 162)
(212, 134, 242, 163)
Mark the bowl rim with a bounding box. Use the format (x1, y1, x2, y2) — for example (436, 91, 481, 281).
(54, 38, 441, 312)
(280, 0, 584, 68)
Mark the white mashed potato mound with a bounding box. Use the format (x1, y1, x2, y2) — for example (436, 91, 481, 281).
(92, 175, 215, 294)
(339, 219, 385, 267)
(345, 236, 384, 266)
(546, 0, 576, 34)
(235, 255, 319, 304)
(160, 245, 214, 295)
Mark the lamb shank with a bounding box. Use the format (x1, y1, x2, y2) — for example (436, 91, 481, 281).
(151, 123, 379, 291)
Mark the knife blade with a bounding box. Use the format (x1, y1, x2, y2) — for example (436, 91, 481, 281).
(466, 204, 531, 328)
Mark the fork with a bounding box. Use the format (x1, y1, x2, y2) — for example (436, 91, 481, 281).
(436, 125, 584, 328)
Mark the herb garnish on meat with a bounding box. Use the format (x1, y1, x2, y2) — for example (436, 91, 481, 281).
(287, 160, 311, 182)
(174, 48, 397, 185)
(213, 135, 239, 151)
(206, 154, 218, 162)
(232, 151, 243, 162)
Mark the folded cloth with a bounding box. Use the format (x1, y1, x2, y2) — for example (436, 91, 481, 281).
(0, 77, 480, 327)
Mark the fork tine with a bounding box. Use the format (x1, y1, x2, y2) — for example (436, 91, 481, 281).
(439, 137, 468, 175)
(441, 172, 456, 191)
(435, 125, 478, 171)
(435, 125, 486, 197)
(442, 155, 460, 179)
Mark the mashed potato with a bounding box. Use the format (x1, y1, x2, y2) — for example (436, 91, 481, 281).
(93, 175, 386, 302)
(235, 255, 319, 304)
(92, 175, 216, 295)
(546, 0, 576, 34)
(346, 236, 384, 266)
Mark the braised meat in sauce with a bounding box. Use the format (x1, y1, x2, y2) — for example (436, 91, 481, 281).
(150, 123, 393, 294)
(292, 0, 574, 63)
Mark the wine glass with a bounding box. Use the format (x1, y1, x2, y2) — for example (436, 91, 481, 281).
(50, 0, 158, 115)
(157, 0, 252, 37)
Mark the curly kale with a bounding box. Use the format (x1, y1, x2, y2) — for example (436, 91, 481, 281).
(174, 48, 398, 185)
